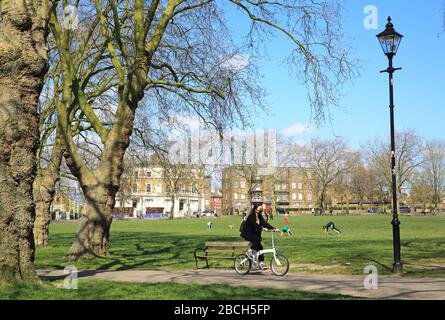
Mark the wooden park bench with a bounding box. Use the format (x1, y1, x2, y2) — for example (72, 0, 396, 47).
(194, 241, 250, 269)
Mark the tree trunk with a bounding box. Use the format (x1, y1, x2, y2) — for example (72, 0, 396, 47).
(32, 174, 59, 247)
(170, 195, 175, 219)
(33, 136, 62, 247)
(0, 1, 50, 283)
(67, 184, 116, 259)
(65, 101, 136, 260)
(33, 193, 52, 248)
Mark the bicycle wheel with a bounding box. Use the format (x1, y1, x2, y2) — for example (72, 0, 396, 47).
(270, 253, 289, 276)
(234, 254, 252, 275)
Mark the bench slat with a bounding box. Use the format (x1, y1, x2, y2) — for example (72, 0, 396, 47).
(205, 249, 246, 253)
(205, 242, 249, 247)
(196, 255, 236, 259)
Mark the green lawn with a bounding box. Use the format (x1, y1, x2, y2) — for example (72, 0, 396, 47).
(0, 280, 353, 300)
(35, 215, 445, 277)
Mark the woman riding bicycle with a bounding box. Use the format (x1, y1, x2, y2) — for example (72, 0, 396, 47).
(240, 204, 278, 270)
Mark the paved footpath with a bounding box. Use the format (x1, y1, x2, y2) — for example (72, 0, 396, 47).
(37, 269, 445, 300)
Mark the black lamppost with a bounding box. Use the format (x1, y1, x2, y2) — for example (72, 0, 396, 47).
(377, 16, 404, 274)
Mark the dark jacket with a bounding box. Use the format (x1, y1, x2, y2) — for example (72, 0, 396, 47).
(240, 212, 275, 240)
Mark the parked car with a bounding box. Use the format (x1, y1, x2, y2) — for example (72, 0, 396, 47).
(368, 208, 385, 214)
(200, 211, 213, 217)
(399, 206, 411, 213)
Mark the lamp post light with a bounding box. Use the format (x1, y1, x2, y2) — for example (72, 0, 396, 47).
(377, 16, 404, 274)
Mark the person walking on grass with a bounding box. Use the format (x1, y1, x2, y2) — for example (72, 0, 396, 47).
(283, 212, 289, 225)
(240, 204, 278, 270)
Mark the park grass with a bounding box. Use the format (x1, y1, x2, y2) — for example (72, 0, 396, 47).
(34, 215, 445, 277)
(0, 279, 353, 300)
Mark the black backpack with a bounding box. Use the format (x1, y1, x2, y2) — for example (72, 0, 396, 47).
(239, 217, 247, 233)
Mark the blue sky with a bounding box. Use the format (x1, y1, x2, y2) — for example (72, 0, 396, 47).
(224, 0, 445, 149)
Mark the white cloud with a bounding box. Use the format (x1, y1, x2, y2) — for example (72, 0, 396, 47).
(281, 123, 312, 137)
(221, 54, 250, 72)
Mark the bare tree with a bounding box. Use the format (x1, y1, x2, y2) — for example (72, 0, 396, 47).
(47, 0, 357, 259)
(291, 138, 350, 214)
(365, 130, 424, 205)
(33, 124, 63, 247)
(408, 182, 433, 213)
(416, 140, 445, 211)
(347, 152, 370, 210)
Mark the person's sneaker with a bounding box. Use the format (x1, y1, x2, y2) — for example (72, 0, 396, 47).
(248, 250, 257, 258)
(259, 262, 269, 270)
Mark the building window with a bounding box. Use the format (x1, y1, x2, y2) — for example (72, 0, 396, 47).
(144, 199, 153, 204)
(298, 193, 303, 201)
(234, 192, 238, 200)
(281, 183, 287, 190)
(192, 185, 198, 194)
(146, 184, 151, 193)
(179, 184, 185, 192)
(298, 182, 303, 190)
(307, 193, 313, 201)
(292, 182, 297, 189)
(282, 194, 287, 201)
(132, 184, 138, 193)
(146, 170, 152, 177)
(241, 194, 246, 200)
(240, 181, 245, 188)
(292, 193, 297, 200)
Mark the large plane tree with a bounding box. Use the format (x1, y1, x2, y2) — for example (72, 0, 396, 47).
(46, 0, 357, 259)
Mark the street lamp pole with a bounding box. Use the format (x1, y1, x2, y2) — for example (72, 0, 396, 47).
(377, 17, 404, 274)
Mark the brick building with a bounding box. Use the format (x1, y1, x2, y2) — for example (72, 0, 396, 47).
(222, 166, 317, 215)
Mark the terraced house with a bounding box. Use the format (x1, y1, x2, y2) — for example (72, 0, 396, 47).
(222, 166, 317, 215)
(115, 160, 211, 218)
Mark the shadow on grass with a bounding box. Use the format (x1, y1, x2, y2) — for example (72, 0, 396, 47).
(35, 229, 445, 277)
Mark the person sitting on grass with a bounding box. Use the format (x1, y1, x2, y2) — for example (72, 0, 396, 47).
(323, 221, 341, 235)
(280, 225, 293, 236)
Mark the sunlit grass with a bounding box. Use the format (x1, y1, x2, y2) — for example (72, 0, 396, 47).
(35, 215, 445, 277)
